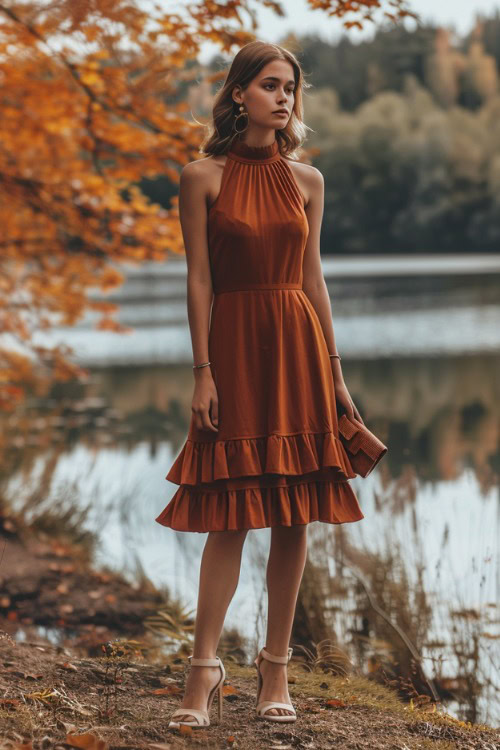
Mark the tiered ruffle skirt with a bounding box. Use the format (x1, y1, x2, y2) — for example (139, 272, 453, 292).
(155, 430, 364, 532)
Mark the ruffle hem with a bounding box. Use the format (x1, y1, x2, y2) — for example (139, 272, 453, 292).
(156, 431, 364, 532)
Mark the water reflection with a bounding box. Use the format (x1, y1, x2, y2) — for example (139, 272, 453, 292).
(1, 355, 499, 726)
(4, 356, 498, 489)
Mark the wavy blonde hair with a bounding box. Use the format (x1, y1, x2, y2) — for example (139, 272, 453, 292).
(201, 40, 312, 161)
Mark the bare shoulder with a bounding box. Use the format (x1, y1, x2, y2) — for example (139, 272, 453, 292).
(181, 155, 227, 208)
(287, 160, 323, 187)
(180, 155, 226, 209)
(283, 157, 323, 207)
(181, 155, 217, 180)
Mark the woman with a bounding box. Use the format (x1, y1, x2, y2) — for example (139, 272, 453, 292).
(156, 40, 365, 729)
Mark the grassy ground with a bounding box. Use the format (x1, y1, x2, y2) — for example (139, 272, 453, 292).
(0, 633, 499, 750)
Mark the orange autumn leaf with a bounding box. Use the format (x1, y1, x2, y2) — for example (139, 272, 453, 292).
(151, 685, 183, 695)
(326, 697, 348, 707)
(65, 733, 108, 750)
(223, 683, 239, 695)
(61, 661, 79, 671)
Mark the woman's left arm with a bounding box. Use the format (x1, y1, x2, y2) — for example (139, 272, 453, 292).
(300, 165, 364, 423)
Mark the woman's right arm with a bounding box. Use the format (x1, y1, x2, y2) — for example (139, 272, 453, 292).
(178, 160, 219, 433)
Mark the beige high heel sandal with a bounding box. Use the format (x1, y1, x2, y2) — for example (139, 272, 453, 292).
(254, 646, 297, 722)
(168, 655, 225, 729)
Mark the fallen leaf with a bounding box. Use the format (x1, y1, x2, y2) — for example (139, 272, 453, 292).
(301, 703, 321, 712)
(94, 572, 111, 583)
(0, 697, 21, 709)
(61, 662, 78, 671)
(66, 732, 108, 750)
(325, 698, 348, 708)
(151, 685, 182, 695)
(52, 542, 75, 557)
(57, 720, 79, 733)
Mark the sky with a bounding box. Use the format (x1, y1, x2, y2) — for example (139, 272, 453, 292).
(194, 0, 500, 64)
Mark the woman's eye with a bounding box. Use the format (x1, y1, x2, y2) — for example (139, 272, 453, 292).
(264, 84, 295, 94)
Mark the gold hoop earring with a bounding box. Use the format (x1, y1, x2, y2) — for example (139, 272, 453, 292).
(233, 104, 248, 134)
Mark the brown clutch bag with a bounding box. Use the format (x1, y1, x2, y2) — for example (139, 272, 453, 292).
(337, 413, 388, 478)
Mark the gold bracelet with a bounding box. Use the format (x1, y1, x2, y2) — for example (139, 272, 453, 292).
(329, 353, 341, 360)
(193, 361, 211, 369)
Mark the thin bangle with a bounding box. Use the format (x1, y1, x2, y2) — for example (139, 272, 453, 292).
(193, 361, 211, 369)
(329, 354, 341, 360)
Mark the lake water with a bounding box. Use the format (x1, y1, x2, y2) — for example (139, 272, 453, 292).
(3, 263, 499, 726)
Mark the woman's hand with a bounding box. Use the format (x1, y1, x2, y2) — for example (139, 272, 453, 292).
(335, 381, 364, 425)
(192, 368, 219, 432)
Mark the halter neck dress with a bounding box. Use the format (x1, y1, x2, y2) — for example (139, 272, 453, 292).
(155, 136, 364, 532)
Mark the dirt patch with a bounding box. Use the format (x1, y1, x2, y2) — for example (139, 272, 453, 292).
(0, 529, 164, 638)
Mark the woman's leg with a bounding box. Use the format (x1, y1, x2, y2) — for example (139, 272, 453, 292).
(258, 524, 308, 716)
(174, 528, 249, 720)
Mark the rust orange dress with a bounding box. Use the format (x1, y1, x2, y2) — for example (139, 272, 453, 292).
(155, 136, 364, 533)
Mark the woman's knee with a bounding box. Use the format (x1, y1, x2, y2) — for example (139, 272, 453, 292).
(272, 523, 308, 536)
(207, 528, 249, 542)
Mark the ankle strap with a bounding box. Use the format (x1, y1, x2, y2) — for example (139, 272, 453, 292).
(260, 647, 293, 664)
(188, 655, 221, 667)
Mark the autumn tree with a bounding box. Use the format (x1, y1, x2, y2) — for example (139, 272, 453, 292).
(0, 0, 417, 411)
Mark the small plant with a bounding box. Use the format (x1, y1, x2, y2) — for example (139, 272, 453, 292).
(292, 638, 354, 676)
(143, 602, 196, 647)
(97, 639, 146, 721)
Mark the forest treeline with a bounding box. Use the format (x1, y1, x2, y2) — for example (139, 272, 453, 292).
(176, 12, 500, 254)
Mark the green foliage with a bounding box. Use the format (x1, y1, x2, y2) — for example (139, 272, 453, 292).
(294, 9, 500, 254)
(300, 23, 437, 111)
(306, 78, 500, 253)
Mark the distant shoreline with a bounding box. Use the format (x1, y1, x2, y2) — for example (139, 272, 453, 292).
(136, 253, 500, 279)
(20, 255, 499, 366)
(321, 253, 500, 277)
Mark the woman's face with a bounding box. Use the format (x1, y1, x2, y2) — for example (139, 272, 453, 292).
(234, 59, 296, 131)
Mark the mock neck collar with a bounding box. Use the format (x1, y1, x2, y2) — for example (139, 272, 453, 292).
(227, 137, 280, 164)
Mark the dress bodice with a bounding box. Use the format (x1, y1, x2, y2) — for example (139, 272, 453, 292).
(207, 136, 309, 294)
